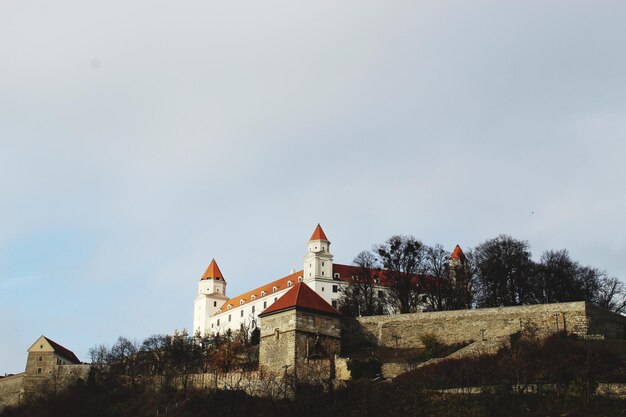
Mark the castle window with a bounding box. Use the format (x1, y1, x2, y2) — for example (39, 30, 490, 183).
(315, 246, 317, 250)
(275, 329, 280, 340)
(241, 310, 244, 317)
(322, 287, 324, 291)
(322, 262, 324, 266)
(37, 368, 42, 374)
(332, 300, 338, 308)
(322, 271, 324, 276)
(38, 356, 43, 362)
(217, 319, 220, 326)
(228, 315, 231, 322)
(378, 290, 384, 298)
(214, 301, 217, 307)
(332, 285, 338, 293)
(252, 306, 255, 314)
(263, 301, 267, 309)
(40, 345, 43, 349)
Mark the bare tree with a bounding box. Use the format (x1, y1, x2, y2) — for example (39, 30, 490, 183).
(376, 235, 426, 313)
(473, 235, 534, 307)
(594, 275, 626, 314)
(338, 251, 388, 316)
(422, 244, 451, 311)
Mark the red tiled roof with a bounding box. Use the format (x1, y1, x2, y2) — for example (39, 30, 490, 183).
(43, 337, 80, 364)
(212, 263, 435, 316)
(259, 282, 340, 317)
(309, 224, 328, 241)
(450, 245, 465, 260)
(214, 270, 303, 316)
(201, 259, 225, 281)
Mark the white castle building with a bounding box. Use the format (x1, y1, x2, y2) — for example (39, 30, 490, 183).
(193, 224, 388, 336)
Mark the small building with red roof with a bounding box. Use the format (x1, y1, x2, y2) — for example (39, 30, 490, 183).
(258, 283, 341, 373)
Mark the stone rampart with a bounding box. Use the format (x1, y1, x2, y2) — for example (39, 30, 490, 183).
(345, 302, 625, 350)
(0, 364, 90, 409)
(0, 374, 25, 409)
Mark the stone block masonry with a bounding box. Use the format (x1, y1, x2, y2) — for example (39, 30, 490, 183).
(344, 302, 626, 350)
(0, 374, 26, 409)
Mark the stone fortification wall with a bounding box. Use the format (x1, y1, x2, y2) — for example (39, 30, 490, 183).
(22, 364, 90, 396)
(259, 309, 342, 374)
(259, 311, 298, 372)
(344, 302, 617, 350)
(0, 364, 90, 409)
(293, 312, 341, 367)
(0, 374, 26, 409)
(586, 303, 626, 339)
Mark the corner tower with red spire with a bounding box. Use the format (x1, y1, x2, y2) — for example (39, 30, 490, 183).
(303, 224, 333, 283)
(449, 245, 472, 309)
(193, 259, 229, 337)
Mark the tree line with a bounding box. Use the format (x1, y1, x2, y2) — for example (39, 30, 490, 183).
(88, 327, 260, 392)
(339, 234, 626, 316)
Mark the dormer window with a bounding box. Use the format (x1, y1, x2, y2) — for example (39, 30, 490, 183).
(261, 291, 266, 297)
(240, 300, 244, 305)
(251, 295, 256, 301)
(298, 276, 303, 282)
(227, 304, 232, 310)
(333, 273, 340, 279)
(287, 281, 292, 287)
(272, 286, 278, 293)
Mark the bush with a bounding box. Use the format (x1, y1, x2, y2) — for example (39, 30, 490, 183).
(347, 357, 382, 379)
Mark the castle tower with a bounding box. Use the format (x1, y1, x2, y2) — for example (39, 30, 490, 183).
(193, 259, 228, 337)
(258, 282, 341, 375)
(449, 245, 472, 309)
(303, 224, 333, 282)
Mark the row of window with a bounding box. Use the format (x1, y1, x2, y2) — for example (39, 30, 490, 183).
(221, 279, 305, 312)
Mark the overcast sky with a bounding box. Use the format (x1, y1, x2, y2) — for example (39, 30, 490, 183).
(1, 0, 625, 374)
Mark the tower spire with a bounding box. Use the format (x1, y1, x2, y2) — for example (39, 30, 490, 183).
(201, 259, 225, 281)
(450, 244, 465, 260)
(309, 224, 329, 241)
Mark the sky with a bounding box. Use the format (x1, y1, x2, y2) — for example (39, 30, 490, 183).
(1, 0, 626, 374)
